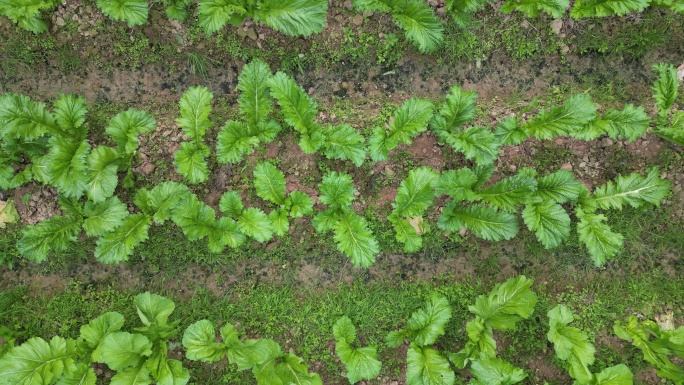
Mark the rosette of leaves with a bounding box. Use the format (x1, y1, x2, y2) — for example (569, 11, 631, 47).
(548, 305, 634, 384)
(651, 63, 683, 146)
(0, 292, 189, 385)
(430, 86, 501, 165)
(369, 98, 434, 162)
(197, 0, 328, 37)
(351, 0, 443, 53)
(614, 315, 684, 384)
(217, 190, 275, 244)
(385, 293, 455, 385)
(252, 161, 314, 237)
(0, 0, 59, 33)
(448, 275, 537, 377)
(575, 167, 670, 266)
(268, 71, 367, 165)
(174, 86, 213, 184)
(183, 319, 322, 384)
(312, 172, 379, 267)
(216, 60, 283, 164)
(389, 166, 439, 252)
(333, 317, 382, 384)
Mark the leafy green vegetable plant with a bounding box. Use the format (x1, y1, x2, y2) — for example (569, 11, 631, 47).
(651, 63, 683, 146)
(268, 71, 367, 165)
(313, 172, 379, 267)
(333, 316, 382, 384)
(548, 305, 634, 384)
(96, 0, 149, 26)
(0, 0, 58, 33)
(351, 0, 444, 53)
(183, 319, 322, 384)
(252, 161, 314, 236)
(0, 292, 189, 385)
(174, 86, 213, 184)
(197, 0, 328, 36)
(385, 293, 455, 385)
(389, 166, 439, 252)
(615, 316, 684, 383)
(216, 60, 282, 164)
(369, 98, 433, 162)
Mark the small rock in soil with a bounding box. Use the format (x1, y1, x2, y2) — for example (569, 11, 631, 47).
(139, 163, 156, 175)
(560, 163, 573, 171)
(601, 138, 613, 147)
(352, 15, 364, 26)
(550, 19, 563, 35)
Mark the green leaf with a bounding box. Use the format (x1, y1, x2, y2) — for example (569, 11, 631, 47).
(268, 72, 320, 142)
(0, 199, 19, 229)
(80, 312, 125, 361)
(312, 209, 340, 234)
(238, 207, 274, 242)
(593, 364, 634, 385)
(274, 353, 323, 385)
(534, 170, 583, 204)
(106, 109, 156, 154)
(406, 293, 452, 346)
(197, 0, 246, 35)
(0, 336, 77, 385)
(469, 275, 538, 330)
(0, 0, 52, 33)
(370, 98, 434, 162)
(0, 93, 57, 140)
(216, 121, 261, 163)
(652, 63, 679, 116)
(500, 0, 568, 18)
(655, 111, 684, 146)
(576, 209, 623, 266)
(435, 168, 479, 201)
(494, 117, 528, 146)
(110, 365, 152, 385)
(469, 355, 526, 385)
(94, 213, 150, 264)
(334, 211, 379, 267)
(99, 332, 153, 370)
(177, 86, 213, 140)
(143, 182, 191, 224)
(449, 317, 496, 369)
(57, 362, 97, 385)
(477, 172, 537, 211)
(45, 138, 90, 199)
(83, 196, 129, 237)
(393, 167, 438, 218)
(441, 126, 501, 165)
(18, 215, 83, 263)
(392, 1, 444, 53)
(406, 344, 455, 385)
(237, 60, 274, 126)
(174, 142, 210, 184)
(351, 0, 393, 12)
(269, 209, 289, 237)
(587, 167, 670, 211)
(438, 203, 519, 242)
(53, 94, 88, 134)
(574, 105, 650, 142)
(96, 0, 149, 26)
(219, 191, 245, 217)
(523, 94, 597, 139)
(570, 0, 650, 17)
(182, 320, 228, 363)
(254, 162, 287, 205)
(208, 217, 246, 251)
(333, 317, 382, 384)
(255, 0, 328, 36)
(430, 86, 477, 133)
(220, 324, 281, 371)
(171, 194, 216, 241)
(547, 305, 595, 382)
(286, 191, 314, 218)
(86, 146, 120, 202)
(135, 292, 175, 329)
(522, 202, 571, 249)
(319, 171, 356, 209)
(322, 124, 367, 166)
(393, 217, 423, 252)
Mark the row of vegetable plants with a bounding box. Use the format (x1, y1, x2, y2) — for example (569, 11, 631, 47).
(2, 0, 683, 53)
(1, 275, 683, 384)
(0, 60, 679, 268)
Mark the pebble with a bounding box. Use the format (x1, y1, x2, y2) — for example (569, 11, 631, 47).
(601, 138, 613, 147)
(579, 162, 587, 168)
(560, 163, 573, 171)
(352, 15, 364, 26)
